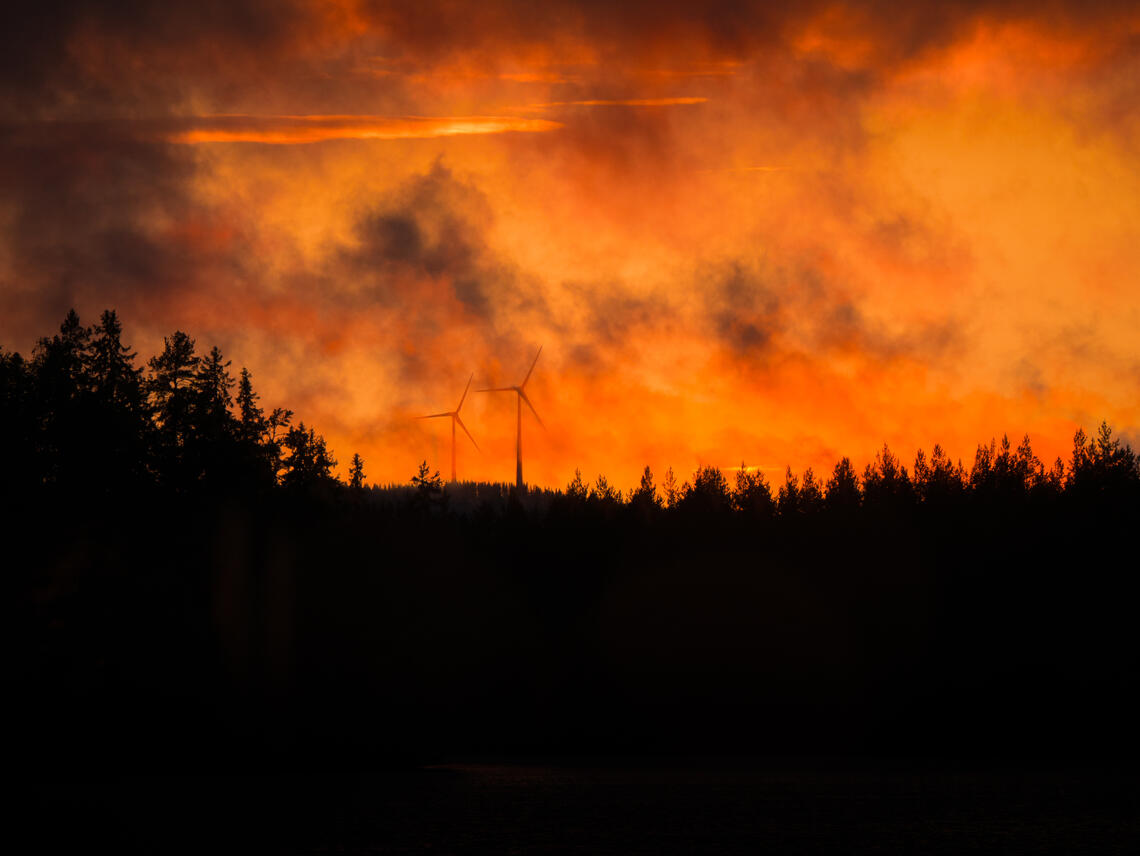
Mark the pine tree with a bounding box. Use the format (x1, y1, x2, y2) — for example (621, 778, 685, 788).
(824, 456, 861, 512)
(31, 310, 94, 486)
(684, 464, 730, 514)
(192, 346, 235, 435)
(89, 310, 144, 410)
(412, 460, 443, 495)
(662, 466, 680, 509)
(348, 453, 366, 489)
(281, 422, 338, 489)
(88, 310, 151, 488)
(777, 466, 800, 516)
(800, 467, 824, 514)
(631, 465, 659, 508)
(591, 474, 620, 503)
(236, 367, 266, 442)
(566, 468, 588, 500)
(148, 331, 198, 450)
(733, 463, 775, 518)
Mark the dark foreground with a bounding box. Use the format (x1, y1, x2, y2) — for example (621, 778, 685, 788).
(18, 759, 1140, 854)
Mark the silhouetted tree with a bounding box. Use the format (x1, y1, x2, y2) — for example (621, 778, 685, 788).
(914, 444, 965, 506)
(266, 407, 294, 482)
(682, 465, 731, 515)
(349, 453, 366, 489)
(969, 439, 996, 495)
(34, 309, 91, 395)
(1014, 434, 1043, 491)
(630, 465, 659, 509)
(227, 367, 278, 488)
(1069, 421, 1139, 501)
(87, 310, 151, 489)
(824, 456, 861, 513)
(732, 463, 775, 519)
(1041, 456, 1065, 498)
(89, 311, 144, 410)
(0, 347, 37, 496)
(281, 422, 338, 489)
(412, 460, 442, 492)
(411, 459, 445, 511)
(661, 466, 680, 509)
(566, 468, 588, 501)
(800, 467, 824, 515)
(591, 474, 621, 504)
(191, 346, 235, 435)
(236, 368, 265, 442)
(862, 443, 914, 510)
(31, 309, 94, 487)
(184, 345, 240, 486)
(148, 331, 198, 485)
(777, 466, 801, 517)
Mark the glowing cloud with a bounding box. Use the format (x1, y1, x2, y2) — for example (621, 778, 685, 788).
(533, 97, 709, 108)
(166, 115, 563, 144)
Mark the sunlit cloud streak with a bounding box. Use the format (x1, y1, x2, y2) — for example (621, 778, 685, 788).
(532, 97, 709, 108)
(164, 114, 562, 144)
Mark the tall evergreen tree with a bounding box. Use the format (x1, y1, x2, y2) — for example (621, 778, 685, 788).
(0, 348, 37, 497)
(348, 453, 366, 489)
(800, 467, 824, 514)
(661, 466, 680, 509)
(191, 346, 235, 436)
(87, 310, 151, 489)
(566, 468, 588, 500)
(281, 422, 338, 489)
(148, 332, 197, 437)
(630, 465, 659, 508)
(236, 368, 265, 442)
(147, 331, 199, 486)
(89, 311, 144, 409)
(733, 463, 775, 518)
(824, 456, 861, 513)
(31, 310, 94, 487)
(682, 465, 731, 515)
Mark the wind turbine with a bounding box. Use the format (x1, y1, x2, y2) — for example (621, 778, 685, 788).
(419, 374, 479, 483)
(479, 346, 544, 490)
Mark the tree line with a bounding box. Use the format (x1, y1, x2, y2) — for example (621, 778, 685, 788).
(1, 309, 340, 499)
(5, 309, 1137, 519)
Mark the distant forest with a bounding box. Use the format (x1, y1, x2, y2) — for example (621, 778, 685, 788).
(7, 310, 1140, 767)
(4, 308, 1137, 512)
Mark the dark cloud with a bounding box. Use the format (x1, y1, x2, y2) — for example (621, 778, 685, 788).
(706, 263, 782, 357)
(696, 259, 962, 368)
(340, 161, 505, 321)
(0, 129, 261, 346)
(7, 1, 1136, 121)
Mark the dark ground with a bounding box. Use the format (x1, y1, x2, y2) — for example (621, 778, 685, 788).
(17, 758, 1140, 854)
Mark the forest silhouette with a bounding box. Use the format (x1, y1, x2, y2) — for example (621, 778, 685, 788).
(6, 310, 1140, 768)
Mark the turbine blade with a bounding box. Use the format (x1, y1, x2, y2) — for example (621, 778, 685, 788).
(518, 389, 546, 430)
(477, 386, 515, 392)
(456, 373, 474, 412)
(454, 414, 480, 453)
(419, 412, 452, 419)
(521, 345, 543, 387)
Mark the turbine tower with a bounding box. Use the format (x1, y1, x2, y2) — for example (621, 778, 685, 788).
(479, 346, 544, 490)
(419, 374, 479, 483)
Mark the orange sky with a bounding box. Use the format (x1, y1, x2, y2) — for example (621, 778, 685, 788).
(2, 1, 1138, 489)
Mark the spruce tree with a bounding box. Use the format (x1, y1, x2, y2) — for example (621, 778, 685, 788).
(348, 453, 366, 489)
